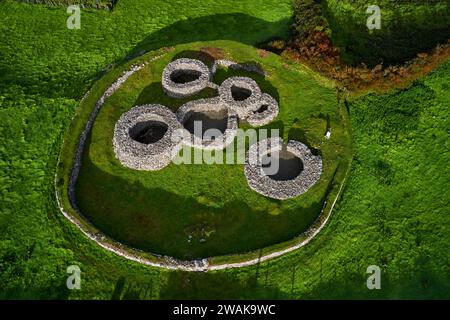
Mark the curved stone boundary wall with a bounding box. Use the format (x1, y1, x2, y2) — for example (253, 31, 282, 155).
(55, 52, 350, 271)
(208, 162, 351, 270)
(56, 53, 208, 271)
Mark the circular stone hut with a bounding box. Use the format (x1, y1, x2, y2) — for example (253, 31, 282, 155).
(176, 97, 238, 150)
(113, 104, 182, 171)
(244, 138, 322, 200)
(162, 58, 211, 98)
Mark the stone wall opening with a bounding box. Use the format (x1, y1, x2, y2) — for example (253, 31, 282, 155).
(129, 120, 169, 144)
(254, 104, 269, 114)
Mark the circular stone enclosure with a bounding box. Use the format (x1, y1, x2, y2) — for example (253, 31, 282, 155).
(113, 104, 182, 171)
(245, 138, 323, 200)
(218, 76, 262, 119)
(246, 93, 279, 127)
(176, 97, 238, 150)
(162, 58, 211, 98)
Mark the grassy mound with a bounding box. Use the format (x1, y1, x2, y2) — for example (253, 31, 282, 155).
(16, 0, 116, 10)
(59, 40, 351, 260)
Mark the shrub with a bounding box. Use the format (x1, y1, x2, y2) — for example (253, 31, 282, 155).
(292, 0, 327, 38)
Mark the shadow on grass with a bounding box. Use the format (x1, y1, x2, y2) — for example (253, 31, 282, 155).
(134, 81, 217, 112)
(110, 271, 288, 300)
(288, 126, 321, 157)
(122, 13, 291, 62)
(171, 50, 219, 68)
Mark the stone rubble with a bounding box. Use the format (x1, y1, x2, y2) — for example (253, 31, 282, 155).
(211, 59, 267, 76)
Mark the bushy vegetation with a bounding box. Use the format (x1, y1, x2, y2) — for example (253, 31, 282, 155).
(292, 0, 327, 38)
(0, 0, 449, 299)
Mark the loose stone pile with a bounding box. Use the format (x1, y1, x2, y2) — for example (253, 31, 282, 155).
(113, 57, 321, 199)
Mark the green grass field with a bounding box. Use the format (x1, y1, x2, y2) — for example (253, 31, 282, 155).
(0, 0, 449, 299)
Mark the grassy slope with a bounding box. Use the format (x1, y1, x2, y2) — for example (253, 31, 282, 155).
(0, 0, 449, 299)
(15, 0, 115, 9)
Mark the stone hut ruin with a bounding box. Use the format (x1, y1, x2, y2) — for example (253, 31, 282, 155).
(218, 76, 262, 119)
(176, 97, 238, 150)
